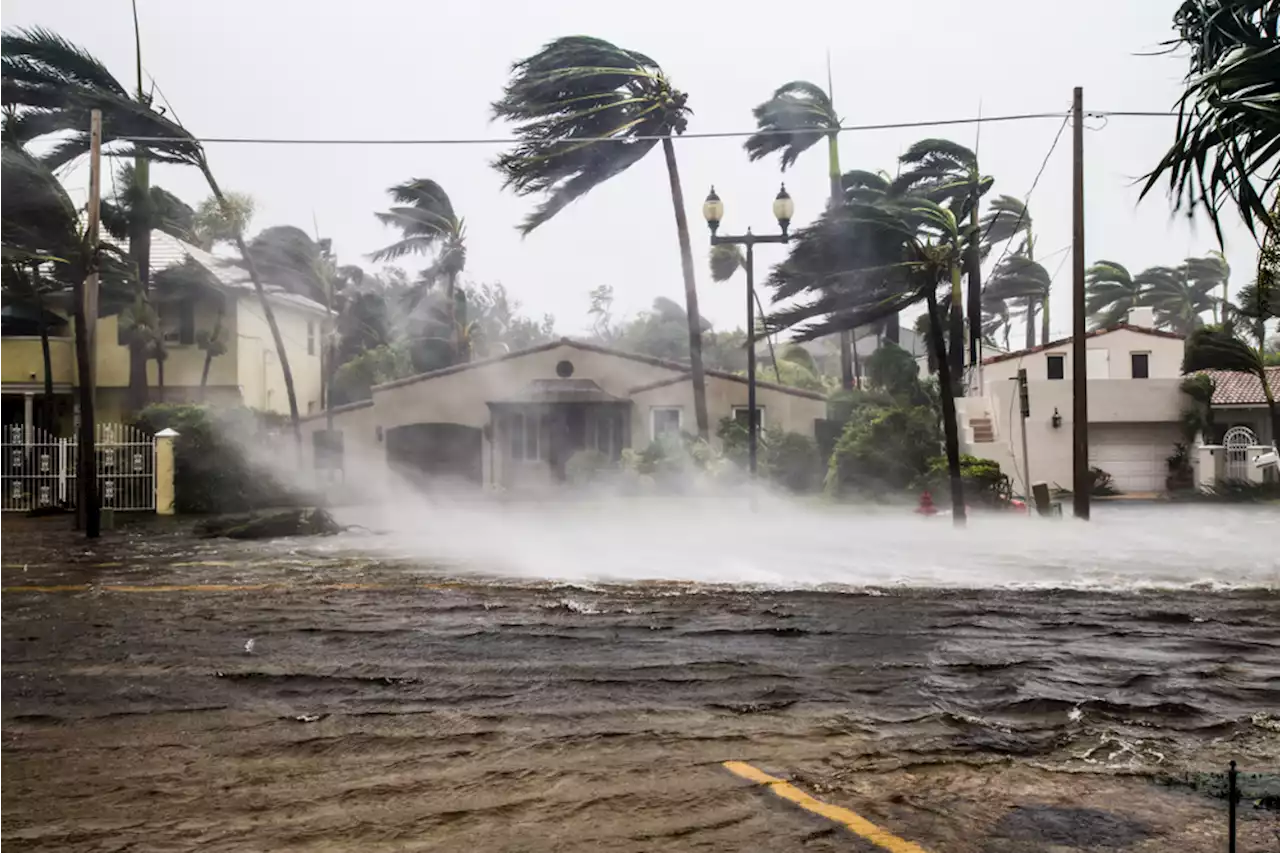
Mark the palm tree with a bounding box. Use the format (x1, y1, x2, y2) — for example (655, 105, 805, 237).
(1183, 325, 1278, 448)
(1138, 264, 1219, 334)
(370, 179, 466, 361)
(2, 144, 133, 537)
(2, 26, 304, 447)
(1085, 261, 1144, 328)
(1141, 0, 1279, 242)
(980, 195, 1047, 342)
(491, 36, 710, 439)
(745, 79, 855, 389)
(767, 195, 975, 524)
(1184, 251, 1231, 322)
(891, 139, 993, 391)
(984, 252, 1052, 348)
(0, 261, 63, 427)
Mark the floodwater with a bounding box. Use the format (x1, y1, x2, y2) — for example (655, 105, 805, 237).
(2, 501, 1278, 851)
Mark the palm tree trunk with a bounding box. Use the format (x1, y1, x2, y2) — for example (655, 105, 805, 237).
(661, 136, 709, 439)
(751, 288, 782, 382)
(126, 156, 152, 413)
(200, 302, 224, 388)
(34, 284, 55, 432)
(966, 203, 982, 368)
(200, 163, 302, 453)
(926, 285, 966, 526)
(1041, 296, 1051, 344)
(446, 270, 459, 363)
(827, 132, 855, 391)
(948, 266, 966, 395)
(1025, 300, 1037, 349)
(72, 271, 99, 538)
(155, 347, 165, 403)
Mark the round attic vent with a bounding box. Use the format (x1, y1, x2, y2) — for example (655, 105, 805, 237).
(555, 359, 575, 378)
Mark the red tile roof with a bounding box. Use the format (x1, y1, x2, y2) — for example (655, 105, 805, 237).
(1199, 367, 1280, 406)
(981, 324, 1185, 365)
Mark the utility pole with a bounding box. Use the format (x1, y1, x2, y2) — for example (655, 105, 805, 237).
(1071, 87, 1090, 520)
(76, 109, 103, 538)
(1017, 369, 1032, 511)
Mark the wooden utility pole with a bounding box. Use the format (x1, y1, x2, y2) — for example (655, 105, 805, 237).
(75, 109, 104, 538)
(1070, 87, 1090, 520)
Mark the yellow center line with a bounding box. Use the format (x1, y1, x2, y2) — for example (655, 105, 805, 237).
(722, 761, 932, 853)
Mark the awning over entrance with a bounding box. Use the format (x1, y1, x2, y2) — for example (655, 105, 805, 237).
(487, 379, 628, 406)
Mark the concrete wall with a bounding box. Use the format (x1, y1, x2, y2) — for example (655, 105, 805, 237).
(965, 377, 1186, 493)
(983, 328, 1185, 384)
(628, 378, 825, 447)
(236, 297, 324, 415)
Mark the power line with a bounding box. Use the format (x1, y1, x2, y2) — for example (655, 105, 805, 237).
(985, 113, 1072, 274)
(116, 109, 1175, 147)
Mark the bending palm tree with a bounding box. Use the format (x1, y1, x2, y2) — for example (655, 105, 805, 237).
(745, 79, 855, 388)
(491, 36, 710, 438)
(1085, 261, 1144, 328)
(767, 195, 974, 524)
(980, 195, 1048, 342)
(2, 26, 304, 447)
(1138, 264, 1218, 334)
(370, 178, 466, 362)
(984, 252, 1051, 348)
(1183, 251, 1231, 322)
(891, 139, 993, 391)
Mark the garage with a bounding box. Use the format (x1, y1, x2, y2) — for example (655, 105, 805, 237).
(384, 423, 483, 487)
(1088, 423, 1181, 493)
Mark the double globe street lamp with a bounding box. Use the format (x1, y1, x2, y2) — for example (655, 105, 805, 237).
(702, 184, 795, 476)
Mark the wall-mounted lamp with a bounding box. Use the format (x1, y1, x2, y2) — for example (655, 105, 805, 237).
(1051, 408, 1063, 429)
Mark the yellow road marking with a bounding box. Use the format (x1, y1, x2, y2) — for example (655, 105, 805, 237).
(722, 761, 932, 853)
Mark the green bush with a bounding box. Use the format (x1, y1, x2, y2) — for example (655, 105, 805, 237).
(565, 449, 613, 485)
(763, 428, 822, 492)
(916, 454, 1012, 507)
(826, 403, 941, 497)
(133, 404, 298, 514)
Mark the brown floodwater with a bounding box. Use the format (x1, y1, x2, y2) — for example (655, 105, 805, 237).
(2, 515, 1278, 851)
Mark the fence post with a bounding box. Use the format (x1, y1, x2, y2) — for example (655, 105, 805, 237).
(1228, 760, 1237, 853)
(155, 428, 178, 516)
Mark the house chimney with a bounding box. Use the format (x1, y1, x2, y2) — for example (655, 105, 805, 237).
(1126, 306, 1155, 328)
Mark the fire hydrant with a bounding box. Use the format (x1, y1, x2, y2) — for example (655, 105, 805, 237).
(914, 490, 938, 516)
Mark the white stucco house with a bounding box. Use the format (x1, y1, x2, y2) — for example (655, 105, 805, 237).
(953, 307, 1276, 494)
(299, 338, 827, 490)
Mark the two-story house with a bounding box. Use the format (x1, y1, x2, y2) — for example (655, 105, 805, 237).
(1, 230, 327, 437)
(955, 307, 1190, 494)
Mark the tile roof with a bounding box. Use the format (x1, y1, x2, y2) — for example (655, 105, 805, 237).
(982, 324, 1185, 365)
(1198, 367, 1280, 406)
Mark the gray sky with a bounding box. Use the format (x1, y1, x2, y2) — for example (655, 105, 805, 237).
(2, 0, 1261, 339)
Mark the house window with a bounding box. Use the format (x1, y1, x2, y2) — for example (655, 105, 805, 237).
(157, 299, 196, 345)
(732, 406, 765, 431)
(1130, 352, 1150, 379)
(651, 407, 682, 440)
(508, 413, 549, 462)
(1046, 354, 1065, 380)
(307, 322, 316, 356)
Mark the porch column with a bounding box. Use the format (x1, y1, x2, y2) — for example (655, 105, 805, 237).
(1195, 445, 1217, 491)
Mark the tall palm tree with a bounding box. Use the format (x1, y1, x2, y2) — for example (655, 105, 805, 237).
(891, 139, 993, 391)
(980, 195, 1048, 342)
(984, 252, 1052, 348)
(1141, 0, 1279, 242)
(2, 26, 304, 447)
(1184, 251, 1231, 322)
(491, 36, 710, 438)
(0, 261, 63, 427)
(370, 179, 466, 361)
(1085, 261, 1144, 328)
(767, 195, 974, 524)
(745, 79, 855, 389)
(1138, 264, 1219, 334)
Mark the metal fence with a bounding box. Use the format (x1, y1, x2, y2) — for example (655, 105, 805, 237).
(1, 423, 155, 512)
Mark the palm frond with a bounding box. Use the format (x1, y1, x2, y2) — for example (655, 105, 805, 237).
(744, 79, 837, 170)
(709, 244, 744, 282)
(491, 35, 688, 234)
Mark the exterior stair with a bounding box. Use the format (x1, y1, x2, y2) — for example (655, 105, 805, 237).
(969, 417, 996, 443)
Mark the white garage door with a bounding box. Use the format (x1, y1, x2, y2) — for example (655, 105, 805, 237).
(1089, 424, 1181, 493)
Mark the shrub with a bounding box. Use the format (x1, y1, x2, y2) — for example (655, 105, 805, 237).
(826, 403, 941, 497)
(565, 449, 613, 485)
(1089, 466, 1120, 496)
(916, 454, 1012, 507)
(763, 428, 822, 492)
(133, 404, 298, 514)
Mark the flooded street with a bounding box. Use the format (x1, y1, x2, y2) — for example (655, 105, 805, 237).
(3, 505, 1279, 851)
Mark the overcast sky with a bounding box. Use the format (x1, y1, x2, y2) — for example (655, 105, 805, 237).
(2, 0, 1261, 338)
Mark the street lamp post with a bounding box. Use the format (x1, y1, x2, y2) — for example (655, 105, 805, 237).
(702, 184, 795, 477)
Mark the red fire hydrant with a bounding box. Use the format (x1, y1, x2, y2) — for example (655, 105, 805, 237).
(915, 490, 938, 516)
